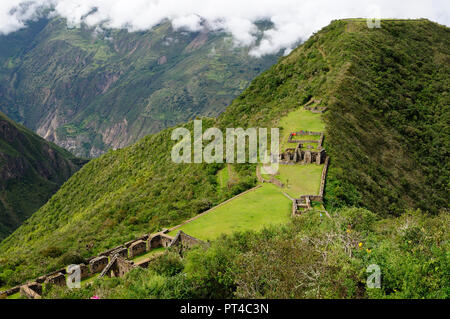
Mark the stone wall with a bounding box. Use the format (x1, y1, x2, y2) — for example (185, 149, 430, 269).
(281, 148, 326, 165)
(100, 256, 135, 278)
(318, 156, 330, 198)
(79, 263, 90, 280)
(110, 247, 128, 259)
(1, 226, 182, 298)
(44, 272, 66, 287)
(129, 240, 147, 258)
(171, 231, 202, 249)
(124, 234, 150, 249)
(20, 283, 42, 299)
(1, 286, 19, 297)
(89, 256, 109, 274)
(292, 155, 330, 215)
(304, 106, 328, 113)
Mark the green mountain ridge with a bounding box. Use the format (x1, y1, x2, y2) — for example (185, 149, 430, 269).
(0, 111, 85, 240)
(0, 19, 448, 297)
(0, 18, 278, 158)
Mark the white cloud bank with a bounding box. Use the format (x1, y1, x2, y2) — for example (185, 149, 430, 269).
(1, 0, 449, 56)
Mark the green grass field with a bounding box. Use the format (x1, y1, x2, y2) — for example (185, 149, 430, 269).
(278, 108, 325, 151)
(168, 184, 291, 240)
(262, 164, 323, 197)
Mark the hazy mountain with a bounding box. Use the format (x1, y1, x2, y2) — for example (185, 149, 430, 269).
(0, 18, 279, 157)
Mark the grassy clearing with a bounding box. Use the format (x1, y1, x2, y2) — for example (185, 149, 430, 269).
(132, 247, 166, 263)
(168, 184, 291, 240)
(278, 109, 325, 151)
(263, 164, 323, 197)
(292, 134, 321, 140)
(300, 142, 321, 151)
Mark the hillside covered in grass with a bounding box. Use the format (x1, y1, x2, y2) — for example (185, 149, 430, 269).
(0, 112, 84, 240)
(0, 119, 256, 287)
(0, 19, 448, 293)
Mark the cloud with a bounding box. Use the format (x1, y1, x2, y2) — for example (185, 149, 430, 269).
(0, 0, 449, 56)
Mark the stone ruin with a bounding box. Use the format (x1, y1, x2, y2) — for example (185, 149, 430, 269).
(280, 131, 326, 165)
(100, 255, 135, 278)
(148, 233, 174, 249)
(110, 246, 128, 259)
(20, 282, 42, 299)
(1, 228, 201, 298)
(79, 263, 90, 280)
(89, 256, 109, 274)
(287, 130, 323, 144)
(44, 272, 66, 287)
(129, 240, 147, 259)
(170, 231, 202, 250)
(303, 98, 328, 113)
(304, 106, 328, 113)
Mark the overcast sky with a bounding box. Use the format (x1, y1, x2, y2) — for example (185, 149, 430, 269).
(1, 0, 449, 56)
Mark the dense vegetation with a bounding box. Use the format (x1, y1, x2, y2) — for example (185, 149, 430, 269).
(0, 19, 448, 298)
(0, 18, 278, 157)
(44, 208, 449, 299)
(0, 119, 255, 287)
(0, 112, 84, 240)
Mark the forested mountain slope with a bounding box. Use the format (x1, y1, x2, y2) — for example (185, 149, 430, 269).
(219, 19, 449, 216)
(0, 112, 84, 240)
(0, 19, 447, 290)
(0, 18, 278, 157)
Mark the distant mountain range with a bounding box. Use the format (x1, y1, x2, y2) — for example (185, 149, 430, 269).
(0, 18, 279, 158)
